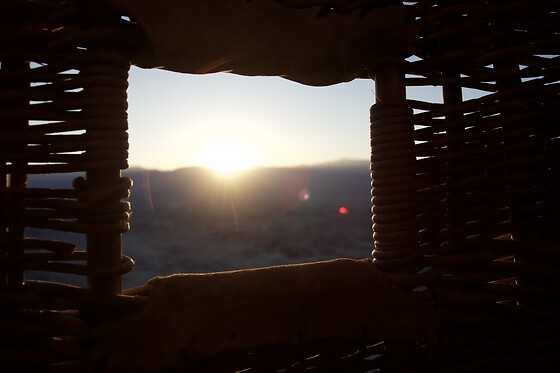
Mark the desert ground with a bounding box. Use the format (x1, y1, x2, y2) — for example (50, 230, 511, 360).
(27, 161, 374, 288)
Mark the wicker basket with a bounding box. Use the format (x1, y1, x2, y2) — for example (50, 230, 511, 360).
(369, 1, 560, 371)
(1, 0, 559, 371)
(0, 1, 143, 369)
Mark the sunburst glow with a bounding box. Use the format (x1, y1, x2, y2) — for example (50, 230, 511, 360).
(195, 138, 258, 176)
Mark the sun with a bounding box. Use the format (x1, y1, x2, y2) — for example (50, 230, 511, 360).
(195, 138, 259, 176)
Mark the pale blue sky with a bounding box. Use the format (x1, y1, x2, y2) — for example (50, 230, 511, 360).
(127, 66, 377, 171)
(126, 66, 445, 171)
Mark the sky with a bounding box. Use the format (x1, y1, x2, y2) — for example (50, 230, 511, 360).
(126, 66, 377, 171)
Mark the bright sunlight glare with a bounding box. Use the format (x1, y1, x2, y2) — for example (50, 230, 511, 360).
(195, 138, 259, 176)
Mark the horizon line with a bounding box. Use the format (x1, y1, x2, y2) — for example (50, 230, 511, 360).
(127, 158, 371, 173)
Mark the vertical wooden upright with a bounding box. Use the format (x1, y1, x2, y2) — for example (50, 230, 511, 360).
(82, 51, 131, 296)
(1, 59, 28, 289)
(370, 56, 418, 274)
(78, 5, 134, 296)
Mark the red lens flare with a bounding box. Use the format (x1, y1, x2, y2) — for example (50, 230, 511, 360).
(339, 206, 349, 215)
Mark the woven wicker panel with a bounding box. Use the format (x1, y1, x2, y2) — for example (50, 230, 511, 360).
(180, 339, 440, 373)
(2, 0, 559, 371)
(370, 1, 560, 370)
(0, 1, 143, 369)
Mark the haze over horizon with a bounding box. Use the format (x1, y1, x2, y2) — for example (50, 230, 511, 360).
(127, 158, 371, 172)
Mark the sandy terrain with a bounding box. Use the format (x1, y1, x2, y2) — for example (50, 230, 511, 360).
(26, 162, 375, 288)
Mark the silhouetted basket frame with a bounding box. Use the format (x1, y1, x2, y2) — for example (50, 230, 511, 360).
(1, 0, 559, 371)
(0, 1, 142, 369)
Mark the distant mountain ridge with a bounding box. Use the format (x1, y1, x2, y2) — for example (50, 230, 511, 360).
(126, 159, 371, 173)
(27, 160, 373, 217)
(26, 161, 375, 284)
(311, 159, 370, 169)
(126, 161, 372, 216)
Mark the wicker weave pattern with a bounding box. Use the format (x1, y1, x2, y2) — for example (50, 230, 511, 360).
(1, 0, 559, 371)
(370, 1, 560, 370)
(0, 1, 143, 368)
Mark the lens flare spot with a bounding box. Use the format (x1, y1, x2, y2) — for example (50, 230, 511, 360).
(298, 188, 310, 201)
(339, 206, 349, 215)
